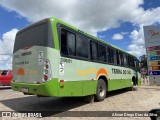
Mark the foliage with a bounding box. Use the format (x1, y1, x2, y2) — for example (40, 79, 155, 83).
(139, 55, 148, 68)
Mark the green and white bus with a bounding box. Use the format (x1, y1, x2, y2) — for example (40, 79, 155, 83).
(12, 17, 140, 101)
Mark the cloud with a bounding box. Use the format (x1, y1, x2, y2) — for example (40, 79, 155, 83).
(130, 28, 144, 45)
(128, 44, 146, 57)
(98, 35, 106, 38)
(112, 33, 123, 40)
(121, 32, 129, 35)
(127, 26, 146, 57)
(0, 0, 160, 57)
(0, 29, 18, 70)
(1, 0, 160, 35)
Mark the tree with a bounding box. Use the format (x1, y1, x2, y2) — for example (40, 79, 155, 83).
(139, 54, 148, 68)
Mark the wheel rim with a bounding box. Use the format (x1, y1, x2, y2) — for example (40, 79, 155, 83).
(98, 83, 105, 97)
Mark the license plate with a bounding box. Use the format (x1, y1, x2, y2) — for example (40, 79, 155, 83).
(21, 88, 28, 93)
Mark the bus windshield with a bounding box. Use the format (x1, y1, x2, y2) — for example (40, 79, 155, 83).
(1, 70, 8, 75)
(13, 19, 54, 53)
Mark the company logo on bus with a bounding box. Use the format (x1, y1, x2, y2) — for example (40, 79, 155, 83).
(16, 67, 39, 75)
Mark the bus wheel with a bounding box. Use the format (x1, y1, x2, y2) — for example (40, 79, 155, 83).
(95, 79, 106, 101)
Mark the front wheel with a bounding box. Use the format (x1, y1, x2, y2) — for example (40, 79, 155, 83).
(95, 79, 107, 101)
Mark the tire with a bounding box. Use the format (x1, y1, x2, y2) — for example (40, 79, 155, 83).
(95, 79, 107, 101)
(132, 76, 136, 86)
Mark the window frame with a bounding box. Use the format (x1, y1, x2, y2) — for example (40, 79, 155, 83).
(76, 34, 89, 60)
(59, 25, 90, 61)
(123, 53, 128, 67)
(116, 51, 120, 66)
(90, 40, 99, 61)
(107, 47, 115, 64)
(119, 52, 124, 66)
(67, 31, 76, 57)
(58, 23, 137, 69)
(98, 44, 107, 62)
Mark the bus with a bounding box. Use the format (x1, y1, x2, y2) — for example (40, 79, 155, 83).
(12, 17, 140, 101)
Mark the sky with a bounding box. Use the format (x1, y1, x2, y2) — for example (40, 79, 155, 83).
(0, 0, 160, 70)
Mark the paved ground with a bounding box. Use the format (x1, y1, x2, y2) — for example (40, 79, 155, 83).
(0, 85, 160, 120)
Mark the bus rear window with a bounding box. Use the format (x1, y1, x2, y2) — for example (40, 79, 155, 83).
(13, 19, 53, 53)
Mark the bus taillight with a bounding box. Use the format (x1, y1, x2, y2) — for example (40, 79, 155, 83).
(42, 59, 52, 82)
(45, 65, 49, 69)
(43, 75, 48, 81)
(60, 80, 64, 82)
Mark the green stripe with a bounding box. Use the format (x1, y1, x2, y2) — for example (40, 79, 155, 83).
(108, 79, 132, 91)
(11, 79, 97, 97)
(50, 18, 60, 50)
(12, 78, 137, 97)
(11, 78, 59, 96)
(58, 80, 97, 96)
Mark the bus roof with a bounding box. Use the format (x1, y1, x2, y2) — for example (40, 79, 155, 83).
(50, 17, 136, 58)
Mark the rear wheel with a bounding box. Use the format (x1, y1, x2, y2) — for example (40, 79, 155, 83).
(95, 79, 107, 101)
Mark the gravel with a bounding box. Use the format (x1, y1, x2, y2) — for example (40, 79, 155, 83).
(0, 85, 160, 120)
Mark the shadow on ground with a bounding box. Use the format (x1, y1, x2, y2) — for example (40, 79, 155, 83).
(107, 87, 135, 97)
(0, 86, 11, 89)
(1, 87, 132, 117)
(137, 86, 160, 91)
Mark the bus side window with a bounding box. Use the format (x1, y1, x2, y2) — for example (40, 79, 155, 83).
(116, 51, 120, 65)
(106, 46, 108, 62)
(128, 56, 135, 68)
(77, 35, 89, 58)
(60, 29, 68, 55)
(67, 32, 76, 56)
(134, 58, 137, 68)
(90, 41, 98, 61)
(124, 54, 128, 67)
(131, 57, 135, 67)
(132, 57, 135, 67)
(114, 50, 117, 65)
(136, 59, 139, 68)
(99, 44, 107, 62)
(108, 47, 114, 64)
(111, 49, 114, 64)
(120, 52, 124, 66)
(128, 56, 131, 67)
(107, 47, 111, 63)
